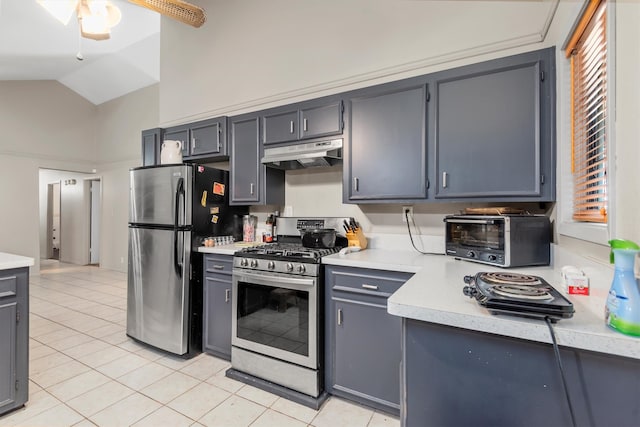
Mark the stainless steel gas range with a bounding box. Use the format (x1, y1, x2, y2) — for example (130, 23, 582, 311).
(227, 217, 350, 407)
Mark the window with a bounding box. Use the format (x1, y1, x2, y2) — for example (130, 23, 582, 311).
(565, 0, 608, 224)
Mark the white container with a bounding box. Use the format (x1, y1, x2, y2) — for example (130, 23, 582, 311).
(160, 140, 183, 164)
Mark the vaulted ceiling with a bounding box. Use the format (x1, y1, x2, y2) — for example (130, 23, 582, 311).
(0, 0, 160, 105)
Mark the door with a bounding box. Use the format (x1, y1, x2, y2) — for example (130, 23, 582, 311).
(300, 101, 343, 140)
(190, 119, 225, 157)
(230, 115, 261, 203)
(263, 109, 298, 145)
(333, 298, 402, 407)
(164, 126, 190, 158)
(127, 227, 191, 355)
(203, 275, 232, 359)
(0, 301, 16, 412)
(232, 270, 317, 369)
(129, 165, 193, 226)
(89, 180, 101, 265)
(348, 84, 428, 201)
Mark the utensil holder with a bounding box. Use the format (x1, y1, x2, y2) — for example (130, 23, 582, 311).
(346, 228, 367, 249)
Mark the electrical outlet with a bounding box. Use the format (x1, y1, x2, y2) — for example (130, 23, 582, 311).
(402, 206, 413, 223)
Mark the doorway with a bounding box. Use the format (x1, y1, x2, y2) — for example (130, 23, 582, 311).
(39, 169, 100, 266)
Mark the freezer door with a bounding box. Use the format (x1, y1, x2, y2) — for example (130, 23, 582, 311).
(129, 165, 193, 226)
(127, 227, 191, 355)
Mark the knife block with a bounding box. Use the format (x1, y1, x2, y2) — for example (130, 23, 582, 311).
(346, 229, 368, 249)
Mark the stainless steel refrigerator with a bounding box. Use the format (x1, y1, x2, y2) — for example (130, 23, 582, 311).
(127, 164, 246, 357)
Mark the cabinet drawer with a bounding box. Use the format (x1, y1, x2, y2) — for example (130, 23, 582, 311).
(204, 255, 233, 275)
(331, 268, 413, 298)
(0, 275, 17, 299)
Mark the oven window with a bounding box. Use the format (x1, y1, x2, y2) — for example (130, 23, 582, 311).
(447, 222, 504, 250)
(236, 281, 309, 356)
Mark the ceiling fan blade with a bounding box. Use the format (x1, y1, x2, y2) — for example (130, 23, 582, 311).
(128, 0, 206, 28)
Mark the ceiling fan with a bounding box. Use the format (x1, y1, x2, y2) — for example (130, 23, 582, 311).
(37, 0, 206, 41)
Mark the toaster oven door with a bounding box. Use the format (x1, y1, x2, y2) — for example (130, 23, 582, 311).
(445, 218, 505, 251)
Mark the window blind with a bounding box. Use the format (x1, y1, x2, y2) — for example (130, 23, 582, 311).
(568, 0, 607, 223)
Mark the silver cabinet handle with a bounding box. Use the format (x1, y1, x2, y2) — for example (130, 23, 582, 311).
(290, 120, 295, 134)
(362, 284, 378, 290)
(303, 118, 308, 132)
(216, 127, 221, 151)
(213, 265, 225, 270)
(192, 138, 196, 150)
(442, 172, 448, 188)
(250, 183, 255, 195)
(337, 308, 343, 326)
(225, 289, 230, 303)
(353, 177, 359, 192)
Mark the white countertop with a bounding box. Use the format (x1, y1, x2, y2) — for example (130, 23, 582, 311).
(197, 242, 263, 256)
(0, 252, 34, 270)
(323, 246, 640, 360)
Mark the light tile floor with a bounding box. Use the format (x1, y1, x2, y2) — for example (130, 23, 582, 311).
(0, 261, 400, 427)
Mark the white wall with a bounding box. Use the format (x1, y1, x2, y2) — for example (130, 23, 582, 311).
(94, 84, 159, 272)
(0, 81, 98, 274)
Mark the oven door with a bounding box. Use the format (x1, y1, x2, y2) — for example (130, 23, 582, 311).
(232, 268, 317, 369)
(445, 217, 505, 251)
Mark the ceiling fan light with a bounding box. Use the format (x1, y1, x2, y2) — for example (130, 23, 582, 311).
(80, 14, 110, 37)
(37, 0, 79, 25)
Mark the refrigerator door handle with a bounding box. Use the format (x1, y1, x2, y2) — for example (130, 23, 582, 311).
(174, 178, 185, 277)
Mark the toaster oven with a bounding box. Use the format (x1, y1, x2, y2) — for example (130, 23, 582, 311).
(444, 214, 551, 267)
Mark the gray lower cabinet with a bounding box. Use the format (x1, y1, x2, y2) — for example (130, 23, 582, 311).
(344, 80, 429, 203)
(325, 266, 413, 415)
(0, 268, 29, 416)
(402, 319, 640, 427)
(203, 254, 233, 360)
(141, 128, 163, 166)
(431, 47, 555, 201)
(229, 112, 284, 205)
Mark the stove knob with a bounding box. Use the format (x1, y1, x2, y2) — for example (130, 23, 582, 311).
(267, 261, 275, 270)
(466, 251, 476, 258)
(487, 254, 497, 262)
(463, 286, 477, 298)
(286, 263, 294, 272)
(250, 259, 258, 268)
(297, 264, 306, 274)
(240, 258, 248, 267)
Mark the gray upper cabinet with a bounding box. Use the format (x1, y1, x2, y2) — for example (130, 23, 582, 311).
(189, 117, 228, 158)
(263, 109, 298, 145)
(431, 47, 556, 201)
(344, 80, 429, 203)
(163, 125, 190, 159)
(262, 97, 344, 145)
(141, 128, 162, 166)
(229, 112, 284, 205)
(162, 117, 228, 162)
(300, 101, 343, 140)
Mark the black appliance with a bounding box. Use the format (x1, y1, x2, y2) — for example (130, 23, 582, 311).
(463, 272, 574, 321)
(127, 164, 247, 357)
(444, 214, 551, 267)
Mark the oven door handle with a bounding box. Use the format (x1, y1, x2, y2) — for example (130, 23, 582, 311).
(445, 219, 497, 225)
(233, 271, 315, 289)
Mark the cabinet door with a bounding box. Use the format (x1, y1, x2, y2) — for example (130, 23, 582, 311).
(333, 298, 401, 410)
(190, 118, 227, 157)
(0, 301, 17, 413)
(230, 115, 261, 204)
(263, 109, 298, 145)
(203, 275, 232, 360)
(300, 101, 343, 140)
(163, 126, 190, 158)
(141, 128, 162, 166)
(347, 84, 428, 201)
(434, 62, 542, 198)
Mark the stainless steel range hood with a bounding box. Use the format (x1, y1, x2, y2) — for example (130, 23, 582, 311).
(261, 139, 342, 170)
